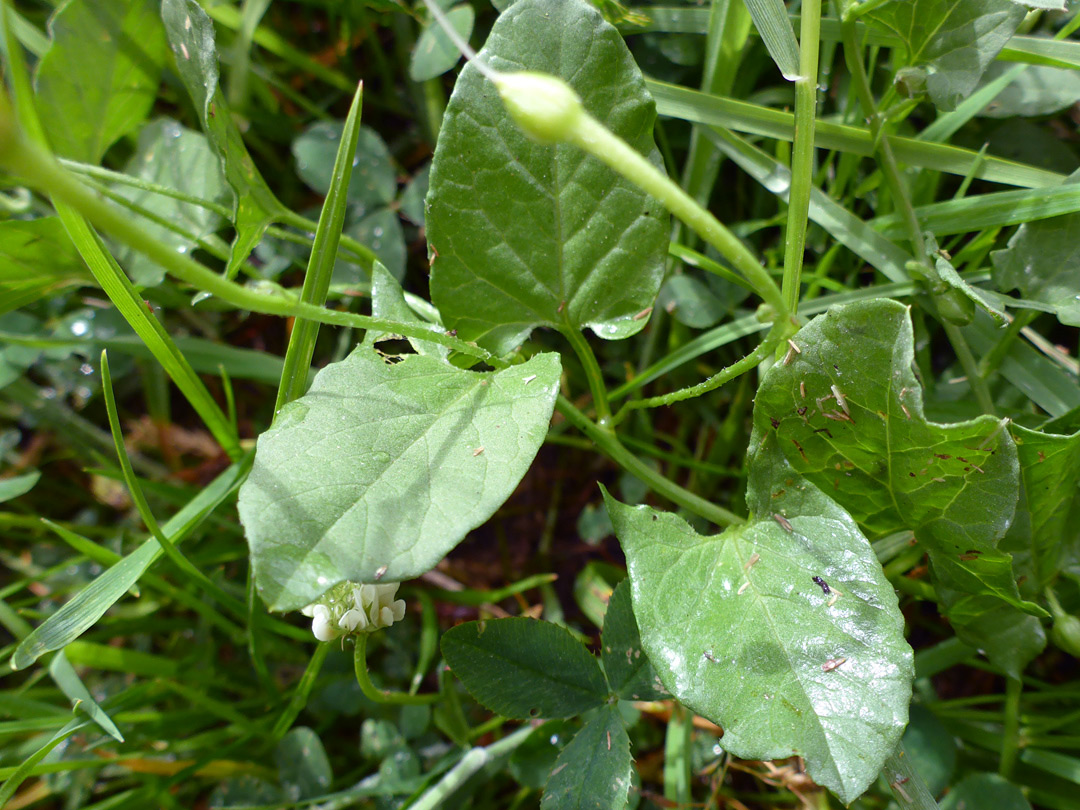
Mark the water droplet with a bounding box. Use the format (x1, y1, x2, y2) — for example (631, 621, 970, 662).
(70, 320, 90, 337)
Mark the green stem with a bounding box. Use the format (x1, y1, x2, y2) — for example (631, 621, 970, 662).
(407, 724, 536, 810)
(563, 327, 612, 424)
(353, 634, 440, 705)
(977, 309, 1037, 379)
(566, 113, 789, 323)
(781, 0, 822, 316)
(1, 134, 499, 366)
(882, 741, 939, 810)
(1000, 675, 1022, 778)
(941, 320, 996, 416)
(270, 642, 330, 740)
(556, 395, 743, 527)
(613, 319, 786, 423)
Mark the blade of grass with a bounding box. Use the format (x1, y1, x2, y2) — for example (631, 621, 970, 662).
(0, 718, 91, 807)
(48, 651, 124, 742)
(647, 79, 1065, 189)
(275, 82, 363, 413)
(743, 0, 800, 80)
(10, 453, 252, 670)
(100, 351, 247, 616)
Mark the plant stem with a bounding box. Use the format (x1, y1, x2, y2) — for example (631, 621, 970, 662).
(407, 723, 537, 810)
(613, 319, 786, 423)
(781, 0, 822, 316)
(563, 327, 612, 424)
(1000, 675, 1022, 778)
(270, 641, 330, 740)
(556, 395, 744, 527)
(566, 113, 789, 323)
(940, 319, 996, 416)
(353, 634, 440, 705)
(882, 741, 939, 810)
(0, 133, 500, 366)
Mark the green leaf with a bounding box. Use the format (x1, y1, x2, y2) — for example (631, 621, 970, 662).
(160, 0, 288, 278)
(364, 263, 448, 358)
(752, 299, 1041, 624)
(657, 275, 727, 329)
(441, 618, 608, 719)
(292, 122, 397, 210)
(0, 471, 40, 503)
(939, 773, 1032, 810)
(1005, 424, 1080, 589)
(239, 350, 560, 611)
(427, 0, 669, 354)
(601, 579, 667, 701)
(540, 705, 631, 810)
(991, 176, 1080, 328)
(409, 5, 475, 82)
(860, 0, 1025, 110)
(275, 727, 332, 801)
(509, 720, 575, 789)
(980, 63, 1080, 118)
(34, 0, 166, 163)
(606, 450, 913, 803)
(933, 585, 1045, 679)
(115, 118, 229, 287)
(0, 218, 86, 284)
(343, 208, 405, 282)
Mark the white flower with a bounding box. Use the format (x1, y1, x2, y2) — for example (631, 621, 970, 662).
(299, 580, 407, 641)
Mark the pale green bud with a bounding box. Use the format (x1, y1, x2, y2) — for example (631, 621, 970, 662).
(494, 72, 584, 145)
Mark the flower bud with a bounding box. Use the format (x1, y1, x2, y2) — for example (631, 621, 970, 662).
(494, 72, 585, 145)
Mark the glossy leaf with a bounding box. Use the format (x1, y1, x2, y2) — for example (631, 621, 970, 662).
(161, 0, 288, 277)
(115, 118, 228, 287)
(540, 705, 631, 810)
(606, 446, 913, 803)
(657, 275, 727, 329)
(991, 178, 1080, 327)
(427, 0, 668, 354)
(409, 5, 475, 82)
(344, 208, 405, 282)
(363, 263, 448, 358)
(238, 351, 561, 611)
(861, 0, 1025, 109)
(35, 0, 166, 163)
(292, 122, 397, 210)
(441, 618, 608, 719)
(980, 63, 1080, 118)
(601, 578, 667, 701)
(752, 299, 1039, 626)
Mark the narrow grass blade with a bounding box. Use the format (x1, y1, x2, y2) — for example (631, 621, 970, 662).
(743, 0, 800, 80)
(275, 83, 363, 412)
(647, 79, 1064, 189)
(703, 126, 913, 282)
(10, 453, 252, 670)
(48, 651, 124, 742)
(873, 183, 1080, 239)
(55, 205, 241, 459)
(0, 718, 90, 807)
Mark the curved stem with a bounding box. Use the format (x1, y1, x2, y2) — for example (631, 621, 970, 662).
(882, 741, 939, 810)
(613, 319, 787, 423)
(1000, 675, 1022, 778)
(354, 633, 440, 705)
(566, 113, 789, 323)
(563, 327, 611, 424)
(556, 395, 744, 527)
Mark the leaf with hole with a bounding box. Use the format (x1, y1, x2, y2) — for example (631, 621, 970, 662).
(441, 618, 608, 719)
(606, 439, 913, 803)
(427, 0, 668, 354)
(238, 350, 560, 611)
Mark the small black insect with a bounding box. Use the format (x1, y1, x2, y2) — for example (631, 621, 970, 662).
(812, 576, 831, 595)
